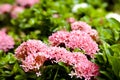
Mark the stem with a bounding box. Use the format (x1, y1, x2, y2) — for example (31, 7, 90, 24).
(53, 67, 59, 80)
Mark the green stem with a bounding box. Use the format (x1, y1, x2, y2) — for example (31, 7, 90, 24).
(53, 67, 59, 80)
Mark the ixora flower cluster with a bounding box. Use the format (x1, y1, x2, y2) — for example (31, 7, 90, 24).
(0, 29, 14, 52)
(15, 40, 99, 80)
(15, 21, 99, 80)
(49, 21, 99, 58)
(0, 0, 39, 18)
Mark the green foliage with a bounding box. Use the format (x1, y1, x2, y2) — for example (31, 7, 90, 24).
(0, 0, 120, 80)
(11, 1, 73, 40)
(95, 41, 120, 80)
(39, 61, 74, 80)
(0, 51, 25, 80)
(0, 0, 15, 4)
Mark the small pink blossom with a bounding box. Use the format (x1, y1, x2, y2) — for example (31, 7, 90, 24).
(15, 40, 47, 60)
(69, 52, 99, 80)
(88, 29, 99, 41)
(49, 30, 69, 46)
(10, 6, 24, 18)
(73, 57, 99, 80)
(16, 0, 39, 7)
(66, 17, 76, 24)
(0, 28, 14, 52)
(21, 52, 47, 72)
(15, 40, 48, 75)
(52, 13, 59, 18)
(71, 21, 99, 41)
(71, 21, 91, 33)
(67, 30, 99, 57)
(0, 4, 12, 14)
(46, 46, 73, 64)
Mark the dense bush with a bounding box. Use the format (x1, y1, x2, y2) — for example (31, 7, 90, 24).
(0, 0, 120, 80)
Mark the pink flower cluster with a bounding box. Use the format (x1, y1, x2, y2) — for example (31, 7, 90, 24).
(15, 40, 48, 76)
(71, 21, 99, 41)
(21, 53, 47, 75)
(0, 4, 12, 14)
(0, 0, 39, 18)
(15, 40, 48, 60)
(49, 30, 99, 58)
(69, 52, 99, 80)
(48, 30, 69, 46)
(71, 21, 91, 32)
(16, 0, 39, 7)
(15, 39, 99, 79)
(0, 4, 24, 18)
(11, 6, 24, 18)
(0, 29, 14, 52)
(47, 47, 99, 80)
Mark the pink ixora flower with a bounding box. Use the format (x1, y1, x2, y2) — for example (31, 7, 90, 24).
(88, 29, 99, 41)
(15, 40, 48, 60)
(15, 40, 49, 76)
(69, 52, 99, 80)
(66, 17, 76, 24)
(67, 30, 99, 58)
(15, 39, 99, 79)
(73, 54, 99, 80)
(46, 47, 99, 80)
(16, 0, 39, 7)
(71, 21, 91, 33)
(0, 4, 12, 14)
(71, 21, 99, 41)
(49, 30, 70, 47)
(52, 13, 59, 18)
(0, 28, 14, 52)
(46, 46, 73, 64)
(49, 30, 99, 58)
(10, 6, 24, 18)
(21, 52, 47, 76)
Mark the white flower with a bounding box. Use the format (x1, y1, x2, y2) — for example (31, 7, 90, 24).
(72, 3, 89, 13)
(106, 13, 120, 22)
(69, 71, 77, 78)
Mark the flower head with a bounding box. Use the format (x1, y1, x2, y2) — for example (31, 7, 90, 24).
(49, 30, 70, 47)
(0, 4, 12, 14)
(52, 13, 59, 18)
(49, 30, 99, 58)
(15, 40, 47, 60)
(66, 17, 76, 24)
(0, 28, 14, 52)
(71, 21, 91, 33)
(71, 21, 99, 41)
(67, 30, 99, 57)
(46, 47, 99, 79)
(11, 6, 24, 18)
(16, 0, 39, 7)
(21, 52, 47, 72)
(73, 54, 99, 80)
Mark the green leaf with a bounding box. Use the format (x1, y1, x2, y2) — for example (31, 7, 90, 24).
(100, 71, 113, 80)
(14, 75, 26, 80)
(110, 57, 120, 79)
(110, 44, 120, 56)
(58, 62, 71, 73)
(107, 18, 120, 31)
(113, 29, 119, 41)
